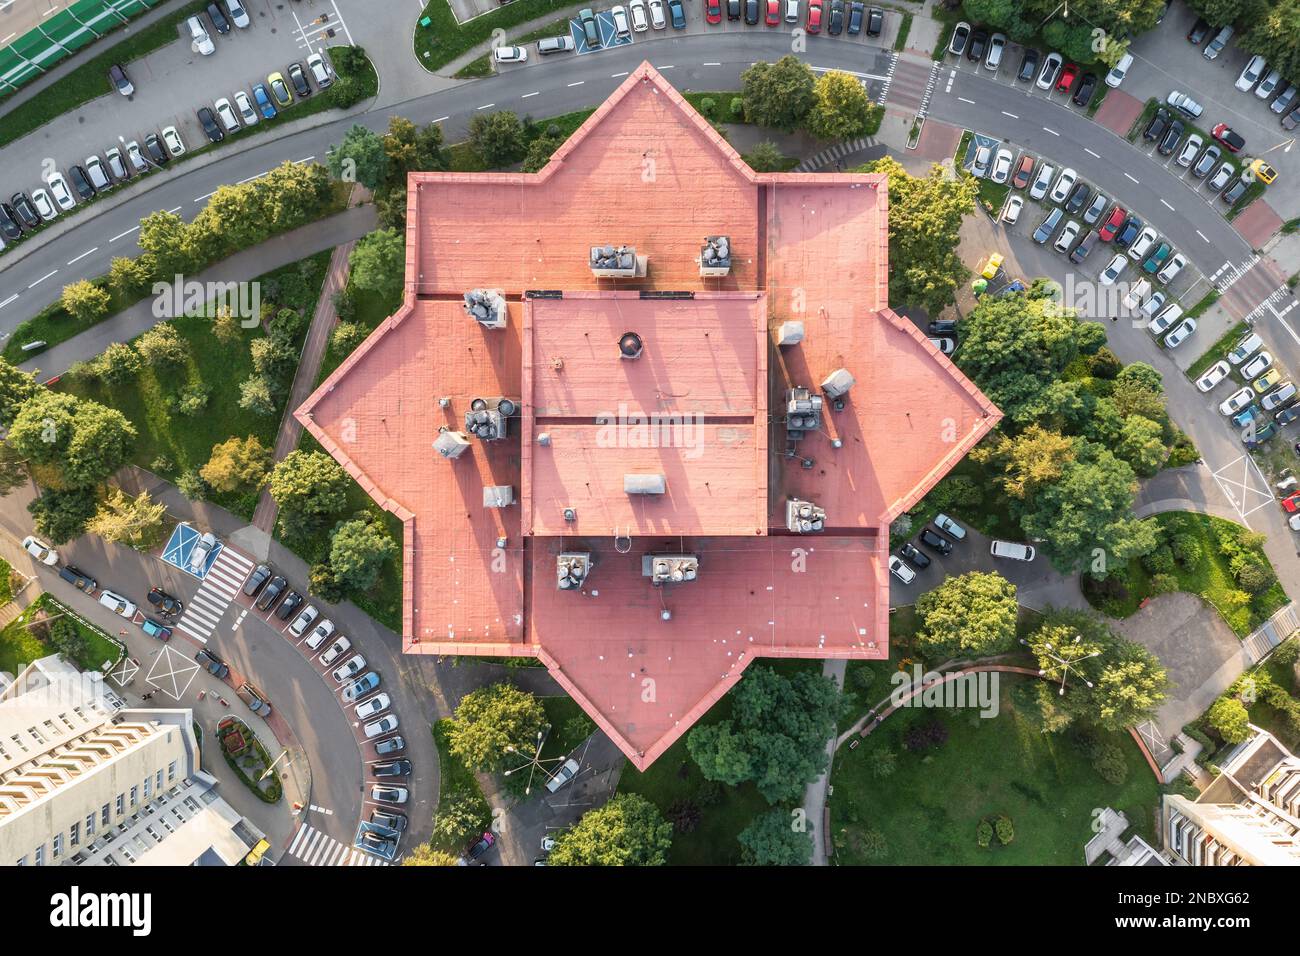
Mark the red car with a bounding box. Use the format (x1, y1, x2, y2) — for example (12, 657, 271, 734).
(765, 0, 780, 24)
(705, 0, 722, 22)
(1212, 123, 1245, 153)
(1055, 63, 1078, 94)
(807, 0, 822, 32)
(1098, 205, 1127, 242)
(1284, 491, 1300, 513)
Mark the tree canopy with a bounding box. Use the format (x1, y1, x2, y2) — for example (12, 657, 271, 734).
(914, 571, 1019, 659)
(741, 56, 816, 132)
(446, 682, 546, 773)
(737, 808, 814, 865)
(7, 390, 136, 489)
(348, 229, 406, 303)
(547, 794, 673, 866)
(268, 450, 350, 539)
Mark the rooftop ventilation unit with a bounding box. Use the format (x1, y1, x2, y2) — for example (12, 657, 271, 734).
(557, 552, 593, 590)
(624, 473, 667, 495)
(777, 321, 804, 347)
(700, 236, 731, 276)
(483, 485, 514, 509)
(821, 368, 856, 401)
(643, 553, 699, 586)
(463, 289, 506, 329)
(785, 498, 826, 534)
(618, 331, 644, 360)
(433, 428, 472, 460)
(464, 397, 518, 442)
(784, 386, 823, 442)
(589, 244, 646, 278)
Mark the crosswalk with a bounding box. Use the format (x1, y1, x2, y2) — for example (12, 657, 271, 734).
(795, 135, 876, 172)
(177, 546, 253, 643)
(287, 824, 389, 866)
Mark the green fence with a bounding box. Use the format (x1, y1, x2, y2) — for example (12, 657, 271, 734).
(0, 0, 164, 94)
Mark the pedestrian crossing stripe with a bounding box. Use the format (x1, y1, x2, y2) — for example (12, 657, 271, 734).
(177, 546, 254, 642)
(288, 824, 389, 866)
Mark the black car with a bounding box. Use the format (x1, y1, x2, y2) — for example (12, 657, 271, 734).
(288, 62, 312, 98)
(195, 648, 230, 678)
(1115, 214, 1142, 248)
(898, 542, 931, 570)
(255, 575, 287, 611)
(68, 164, 96, 200)
(866, 5, 883, 36)
(1186, 16, 1210, 45)
(727, 0, 740, 18)
(59, 566, 97, 591)
(1069, 229, 1098, 265)
(745, 0, 759, 23)
(275, 590, 304, 621)
(928, 319, 957, 336)
(108, 62, 134, 96)
(1071, 72, 1097, 107)
(10, 192, 40, 230)
(371, 809, 408, 834)
(967, 29, 988, 62)
(1276, 407, 1300, 426)
(847, 1, 863, 35)
(466, 832, 496, 862)
(197, 106, 224, 143)
(243, 564, 272, 597)
(919, 527, 953, 555)
(1143, 108, 1170, 142)
(374, 759, 413, 778)
(1064, 182, 1091, 215)
(148, 587, 183, 616)
(206, 2, 230, 34)
(144, 133, 170, 165)
(1157, 119, 1185, 156)
(828, 0, 844, 34)
(0, 203, 22, 241)
(1221, 177, 1248, 205)
(1017, 48, 1039, 83)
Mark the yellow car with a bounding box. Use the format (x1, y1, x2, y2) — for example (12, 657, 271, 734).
(267, 71, 294, 108)
(1255, 368, 1283, 392)
(1249, 159, 1277, 184)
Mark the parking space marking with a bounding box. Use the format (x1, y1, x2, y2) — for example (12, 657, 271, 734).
(1197, 230, 1210, 242)
(27, 270, 57, 288)
(958, 96, 975, 104)
(66, 247, 97, 265)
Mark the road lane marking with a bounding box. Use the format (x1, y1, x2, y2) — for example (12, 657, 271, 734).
(611, 71, 629, 77)
(109, 225, 140, 241)
(194, 191, 215, 202)
(522, 90, 540, 98)
(567, 80, 584, 87)
(0, 294, 18, 309)
(476, 103, 495, 110)
(1197, 230, 1210, 242)
(703, 61, 721, 66)
(28, 270, 57, 288)
(1043, 126, 1059, 135)
(167, 206, 181, 214)
(433, 115, 449, 123)
(66, 247, 98, 265)
(958, 96, 975, 104)
(1124, 173, 1139, 183)
(295, 156, 315, 164)
(1160, 198, 1175, 210)
(1001, 110, 1018, 119)
(1084, 148, 1100, 158)
(658, 64, 674, 69)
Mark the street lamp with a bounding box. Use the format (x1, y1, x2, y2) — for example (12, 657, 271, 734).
(1038, 0, 1068, 29)
(1022, 633, 1100, 696)
(504, 726, 562, 796)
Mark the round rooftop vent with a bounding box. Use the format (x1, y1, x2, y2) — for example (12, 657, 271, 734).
(618, 332, 644, 360)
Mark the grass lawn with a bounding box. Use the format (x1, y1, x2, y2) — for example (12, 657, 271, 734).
(453, 17, 574, 78)
(431, 719, 492, 853)
(894, 13, 913, 52)
(829, 675, 1160, 864)
(976, 177, 1010, 217)
(0, 615, 49, 675)
(538, 695, 593, 763)
(2, 594, 123, 673)
(0, 556, 13, 606)
(1083, 512, 1288, 635)
(1248, 652, 1300, 752)
(1185, 321, 1248, 382)
(414, 0, 581, 72)
(929, 4, 966, 61)
(1128, 98, 1158, 142)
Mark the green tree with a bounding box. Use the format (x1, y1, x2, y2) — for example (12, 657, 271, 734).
(330, 321, 369, 357)
(1189, 0, 1265, 27)
(971, 425, 1077, 499)
(249, 335, 297, 381)
(269, 450, 350, 538)
(430, 789, 491, 848)
(741, 140, 787, 172)
(1207, 696, 1251, 744)
(547, 794, 672, 866)
(348, 228, 406, 303)
(1242, 0, 1300, 83)
(237, 374, 279, 416)
(329, 517, 397, 590)
(200, 436, 272, 493)
(84, 488, 167, 549)
(28, 487, 99, 543)
(737, 808, 813, 865)
(1117, 415, 1169, 476)
(0, 358, 39, 427)
(48, 616, 89, 663)
(914, 571, 1018, 659)
(447, 682, 546, 772)
(861, 156, 977, 317)
(134, 322, 189, 371)
(522, 129, 566, 173)
(61, 280, 111, 323)
(381, 116, 449, 188)
(108, 255, 156, 299)
(467, 110, 525, 167)
(326, 123, 389, 189)
(805, 70, 876, 141)
(741, 56, 816, 132)
(400, 844, 461, 866)
(95, 342, 141, 385)
(7, 391, 135, 489)
(138, 209, 197, 276)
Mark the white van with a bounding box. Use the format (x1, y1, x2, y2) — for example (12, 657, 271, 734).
(187, 15, 215, 55)
(990, 540, 1036, 561)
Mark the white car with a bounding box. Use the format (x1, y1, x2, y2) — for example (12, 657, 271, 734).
(225, 0, 251, 27)
(355, 693, 392, 720)
(1195, 360, 1230, 392)
(46, 173, 76, 211)
(364, 714, 399, 739)
(98, 590, 137, 618)
(1104, 51, 1133, 88)
(125, 140, 149, 174)
(1139, 291, 1166, 319)
(928, 336, 956, 355)
(1220, 387, 1256, 416)
(990, 147, 1013, 184)
(333, 653, 367, 683)
(1236, 55, 1267, 93)
(1036, 51, 1063, 90)
(494, 45, 527, 64)
(1048, 167, 1077, 205)
(1290, 513, 1300, 532)
(1241, 351, 1273, 379)
(1002, 194, 1023, 225)
(1227, 332, 1263, 365)
(189, 531, 217, 572)
(213, 97, 241, 132)
(1156, 253, 1187, 285)
(1163, 318, 1196, 349)
(84, 155, 112, 191)
(187, 15, 215, 56)
(888, 555, 915, 584)
(304, 618, 335, 650)
(234, 90, 259, 126)
(1127, 226, 1158, 261)
(307, 52, 334, 88)
(1147, 308, 1179, 337)
(1099, 254, 1127, 286)
(610, 4, 631, 38)
(985, 33, 1006, 71)
(629, 0, 649, 31)
(1121, 278, 1151, 311)
(546, 758, 581, 793)
(1175, 134, 1203, 168)
(161, 125, 186, 157)
(1256, 69, 1282, 100)
(1262, 382, 1297, 411)
(1052, 220, 1080, 254)
(785, 0, 800, 21)
(370, 784, 407, 803)
(288, 604, 319, 638)
(320, 635, 352, 666)
(648, 0, 666, 28)
(22, 535, 59, 565)
(1029, 162, 1055, 200)
(934, 513, 966, 540)
(971, 144, 992, 178)
(31, 188, 58, 221)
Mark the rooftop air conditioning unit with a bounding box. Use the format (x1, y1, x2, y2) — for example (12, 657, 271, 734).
(557, 552, 593, 590)
(643, 553, 699, 585)
(821, 368, 856, 401)
(784, 386, 822, 441)
(624, 473, 667, 495)
(463, 289, 506, 329)
(433, 429, 471, 460)
(464, 397, 518, 442)
(589, 244, 647, 278)
(483, 486, 514, 509)
(700, 236, 731, 277)
(785, 498, 826, 534)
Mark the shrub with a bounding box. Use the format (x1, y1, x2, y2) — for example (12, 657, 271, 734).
(1272, 637, 1299, 667)
(667, 799, 702, 833)
(1090, 741, 1129, 785)
(850, 666, 875, 694)
(994, 815, 1014, 845)
(1087, 347, 1122, 379)
(930, 474, 981, 509)
(1206, 697, 1251, 744)
(96, 342, 141, 384)
(172, 383, 211, 417)
(730, 96, 744, 116)
(976, 819, 993, 848)
(696, 779, 724, 807)
(1141, 545, 1175, 575)
(309, 561, 346, 604)
(330, 321, 369, 357)
(1233, 556, 1276, 595)
(699, 96, 717, 116)
(1149, 573, 1178, 595)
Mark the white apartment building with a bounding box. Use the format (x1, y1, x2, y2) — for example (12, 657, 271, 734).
(1162, 724, 1300, 866)
(0, 655, 263, 866)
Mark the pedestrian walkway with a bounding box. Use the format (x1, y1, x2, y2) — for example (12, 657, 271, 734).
(795, 136, 876, 172)
(287, 823, 389, 866)
(177, 545, 254, 643)
(1243, 602, 1299, 663)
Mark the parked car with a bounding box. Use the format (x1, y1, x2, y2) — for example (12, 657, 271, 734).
(1271, 85, 1298, 115)
(274, 590, 303, 621)
(1142, 242, 1172, 274)
(1192, 145, 1221, 178)
(1220, 387, 1256, 416)
(1018, 47, 1039, 83)
(546, 758, 581, 793)
(919, 527, 953, 555)
(1147, 303, 1181, 337)
(98, 590, 136, 618)
(827, 0, 844, 34)
(1036, 51, 1063, 90)
(967, 29, 987, 62)
(22, 535, 59, 565)
(108, 63, 134, 96)
(1011, 154, 1034, 189)
(1164, 318, 1196, 349)
(30, 189, 57, 222)
(670, 0, 686, 27)
(84, 155, 112, 191)
(1098, 205, 1126, 242)
(1221, 178, 1249, 205)
(288, 62, 312, 98)
(1263, 383, 1297, 411)
(375, 734, 405, 755)
(990, 540, 1035, 561)
(1157, 120, 1185, 155)
(1071, 72, 1098, 106)
(805, 0, 821, 31)
(147, 587, 182, 616)
(355, 693, 392, 720)
(288, 605, 319, 637)
(1048, 167, 1077, 204)
(0, 204, 23, 241)
(1069, 230, 1098, 264)
(464, 831, 495, 862)
(105, 148, 128, 181)
(1082, 192, 1107, 226)
(1002, 194, 1024, 224)
(225, 0, 250, 28)
(1207, 161, 1235, 192)
(579, 7, 601, 44)
(1176, 134, 1203, 167)
(1186, 17, 1210, 44)
(1156, 253, 1187, 284)
(1052, 220, 1081, 254)
(364, 715, 399, 739)
(236, 682, 271, 716)
(333, 653, 367, 683)
(1029, 162, 1055, 200)
(320, 636, 352, 666)
(1236, 55, 1268, 93)
(1127, 226, 1159, 261)
(1115, 214, 1142, 248)
(1196, 360, 1231, 392)
(494, 45, 527, 64)
(189, 531, 217, 571)
(304, 618, 335, 650)
(1033, 207, 1063, 244)
(986, 33, 1007, 71)
(1228, 332, 1264, 365)
(1143, 108, 1170, 142)
(58, 566, 96, 591)
(611, 3, 631, 35)
(234, 90, 259, 126)
(255, 575, 286, 611)
(141, 618, 172, 642)
(948, 21, 970, 56)
(990, 148, 1013, 184)
(1104, 53, 1132, 88)
(195, 648, 230, 678)
(370, 784, 407, 804)
(651, 0, 668, 28)
(187, 15, 215, 55)
(307, 52, 334, 87)
(373, 759, 412, 778)
(898, 541, 931, 570)
(242, 564, 271, 597)
(888, 554, 916, 584)
(1242, 352, 1274, 379)
(1212, 123, 1245, 152)
(1203, 25, 1233, 60)
(197, 106, 224, 143)
(342, 672, 380, 704)
(1098, 253, 1127, 286)
(267, 72, 293, 107)
(537, 34, 576, 54)
(46, 173, 76, 211)
(1256, 69, 1283, 100)
(1064, 181, 1091, 215)
(371, 809, 407, 834)
(1166, 90, 1203, 119)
